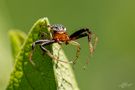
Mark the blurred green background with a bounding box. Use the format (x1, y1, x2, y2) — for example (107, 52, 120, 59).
(0, 0, 135, 90)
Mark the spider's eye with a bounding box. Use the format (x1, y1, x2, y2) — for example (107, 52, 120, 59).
(54, 26, 58, 29)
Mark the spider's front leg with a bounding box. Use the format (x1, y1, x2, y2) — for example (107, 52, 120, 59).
(39, 40, 73, 63)
(70, 28, 98, 55)
(40, 40, 56, 59)
(29, 39, 52, 65)
(30, 39, 73, 65)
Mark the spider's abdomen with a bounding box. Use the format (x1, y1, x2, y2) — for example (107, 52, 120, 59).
(53, 32, 70, 42)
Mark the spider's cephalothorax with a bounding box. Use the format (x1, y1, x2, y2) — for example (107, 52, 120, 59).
(49, 24, 70, 42)
(30, 24, 97, 65)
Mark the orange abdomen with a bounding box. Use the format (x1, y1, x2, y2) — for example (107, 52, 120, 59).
(53, 32, 70, 42)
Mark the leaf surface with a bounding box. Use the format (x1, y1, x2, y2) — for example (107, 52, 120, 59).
(7, 17, 79, 90)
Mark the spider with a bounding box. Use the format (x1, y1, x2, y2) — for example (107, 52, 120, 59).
(29, 24, 97, 65)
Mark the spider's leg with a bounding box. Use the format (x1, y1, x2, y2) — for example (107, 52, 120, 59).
(29, 40, 50, 65)
(41, 40, 72, 63)
(40, 40, 56, 59)
(68, 41, 81, 64)
(70, 28, 98, 55)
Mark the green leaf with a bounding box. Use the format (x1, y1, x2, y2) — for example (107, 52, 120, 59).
(7, 17, 79, 90)
(52, 44, 80, 90)
(8, 30, 27, 62)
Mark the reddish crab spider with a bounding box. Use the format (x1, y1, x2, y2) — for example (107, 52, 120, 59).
(30, 24, 97, 65)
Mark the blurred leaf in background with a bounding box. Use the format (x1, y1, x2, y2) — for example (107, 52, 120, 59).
(0, 0, 13, 90)
(8, 30, 27, 61)
(0, 0, 135, 90)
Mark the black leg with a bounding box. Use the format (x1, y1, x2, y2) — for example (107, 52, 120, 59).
(70, 28, 97, 55)
(40, 40, 55, 52)
(32, 40, 50, 50)
(70, 28, 92, 41)
(29, 39, 54, 65)
(40, 40, 56, 61)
